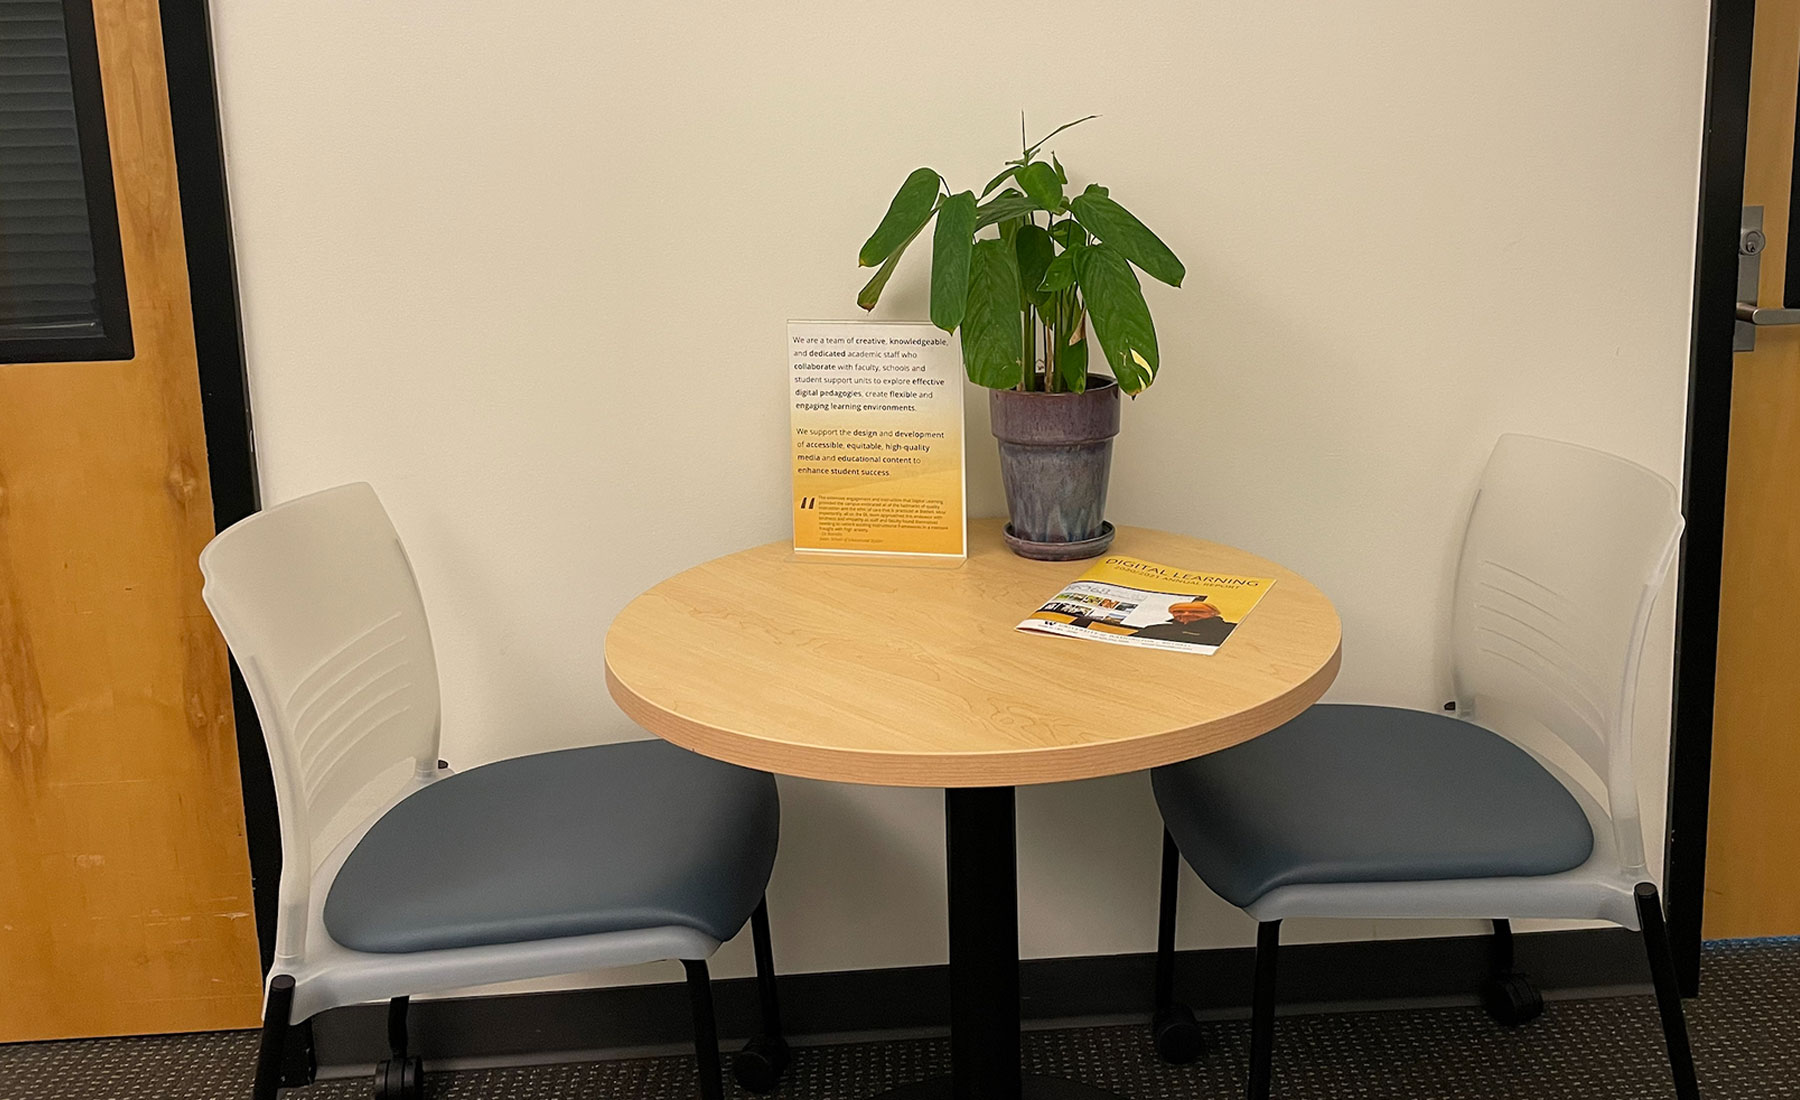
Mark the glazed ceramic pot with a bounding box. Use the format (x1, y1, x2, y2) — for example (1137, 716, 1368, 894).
(988, 376, 1120, 560)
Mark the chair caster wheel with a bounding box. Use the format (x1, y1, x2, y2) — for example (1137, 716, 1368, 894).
(1152, 1001, 1204, 1064)
(374, 1054, 424, 1100)
(733, 1034, 790, 1093)
(1482, 971, 1544, 1027)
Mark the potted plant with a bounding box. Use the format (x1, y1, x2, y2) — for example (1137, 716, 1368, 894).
(855, 116, 1185, 560)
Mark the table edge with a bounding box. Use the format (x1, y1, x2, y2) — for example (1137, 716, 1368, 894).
(604, 638, 1342, 788)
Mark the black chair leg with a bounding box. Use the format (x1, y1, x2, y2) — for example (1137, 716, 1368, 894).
(684, 959, 726, 1100)
(373, 995, 424, 1100)
(387, 995, 410, 1058)
(253, 975, 295, 1100)
(1152, 829, 1202, 1063)
(1481, 918, 1544, 1026)
(734, 897, 792, 1093)
(1636, 883, 1702, 1100)
(1247, 921, 1281, 1100)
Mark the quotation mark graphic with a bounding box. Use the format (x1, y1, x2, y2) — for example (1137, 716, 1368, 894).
(799, 497, 817, 509)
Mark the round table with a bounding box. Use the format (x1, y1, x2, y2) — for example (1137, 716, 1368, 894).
(606, 518, 1341, 1100)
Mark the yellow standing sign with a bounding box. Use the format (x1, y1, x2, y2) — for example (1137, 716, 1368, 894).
(789, 320, 966, 561)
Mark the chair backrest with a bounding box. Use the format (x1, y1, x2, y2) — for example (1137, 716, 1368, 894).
(1450, 435, 1683, 874)
(199, 483, 441, 962)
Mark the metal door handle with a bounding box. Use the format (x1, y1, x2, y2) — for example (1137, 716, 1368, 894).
(1736, 303, 1800, 326)
(1734, 206, 1800, 349)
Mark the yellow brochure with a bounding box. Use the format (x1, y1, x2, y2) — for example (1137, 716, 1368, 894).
(1017, 555, 1275, 655)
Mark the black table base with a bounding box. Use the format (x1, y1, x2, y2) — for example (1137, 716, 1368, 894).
(873, 787, 1124, 1100)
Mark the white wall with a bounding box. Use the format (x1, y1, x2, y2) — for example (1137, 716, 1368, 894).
(210, 1, 1709, 992)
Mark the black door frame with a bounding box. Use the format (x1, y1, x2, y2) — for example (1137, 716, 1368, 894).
(159, 0, 281, 973)
(157, 0, 1758, 992)
(1665, 0, 1757, 996)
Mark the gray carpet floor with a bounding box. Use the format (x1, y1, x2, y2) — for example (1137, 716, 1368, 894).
(3, 939, 1795, 1099)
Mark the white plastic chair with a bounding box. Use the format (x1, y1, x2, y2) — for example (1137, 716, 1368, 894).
(1147, 435, 1699, 1099)
(201, 483, 788, 1100)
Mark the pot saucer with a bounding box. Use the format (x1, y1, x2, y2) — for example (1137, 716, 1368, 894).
(1002, 521, 1115, 561)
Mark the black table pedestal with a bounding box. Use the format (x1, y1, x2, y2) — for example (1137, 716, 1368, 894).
(874, 787, 1121, 1100)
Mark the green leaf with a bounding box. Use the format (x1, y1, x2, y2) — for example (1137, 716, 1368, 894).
(856, 219, 927, 311)
(1050, 218, 1086, 249)
(1014, 225, 1055, 307)
(980, 165, 1018, 199)
(1040, 286, 1088, 394)
(961, 238, 1024, 388)
(1075, 243, 1158, 394)
(1017, 161, 1064, 213)
(1023, 114, 1099, 160)
(1040, 247, 1076, 292)
(1051, 152, 1067, 185)
(975, 188, 1044, 229)
(1069, 184, 1185, 287)
(1055, 298, 1089, 394)
(859, 168, 941, 268)
(929, 191, 978, 332)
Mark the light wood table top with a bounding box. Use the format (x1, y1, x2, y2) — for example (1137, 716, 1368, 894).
(605, 519, 1341, 788)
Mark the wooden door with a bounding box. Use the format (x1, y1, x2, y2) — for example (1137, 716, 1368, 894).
(1704, 0, 1800, 939)
(0, 0, 263, 1037)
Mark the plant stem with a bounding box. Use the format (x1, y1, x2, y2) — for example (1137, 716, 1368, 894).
(1042, 221, 1052, 397)
(1020, 294, 1031, 392)
(1037, 305, 1047, 394)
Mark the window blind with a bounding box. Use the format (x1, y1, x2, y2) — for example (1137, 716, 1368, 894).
(0, 0, 115, 347)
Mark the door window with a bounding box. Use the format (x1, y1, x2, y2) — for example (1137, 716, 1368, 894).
(0, 0, 130, 363)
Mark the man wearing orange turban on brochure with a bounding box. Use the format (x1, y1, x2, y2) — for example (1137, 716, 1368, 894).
(1129, 598, 1234, 647)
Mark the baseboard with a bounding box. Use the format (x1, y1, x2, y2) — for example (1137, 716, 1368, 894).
(309, 927, 1648, 1076)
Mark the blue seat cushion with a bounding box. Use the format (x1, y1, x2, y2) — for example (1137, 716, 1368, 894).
(324, 739, 779, 954)
(1151, 705, 1593, 909)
